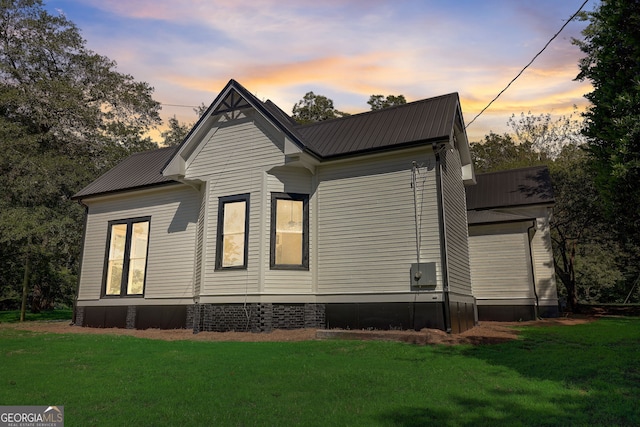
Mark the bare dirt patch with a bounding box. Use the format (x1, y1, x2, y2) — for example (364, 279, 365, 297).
(2, 316, 594, 345)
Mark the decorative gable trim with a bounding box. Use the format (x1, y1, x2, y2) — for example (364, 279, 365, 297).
(162, 79, 311, 180)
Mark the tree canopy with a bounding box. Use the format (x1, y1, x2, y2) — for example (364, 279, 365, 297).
(470, 111, 633, 311)
(367, 94, 406, 110)
(291, 91, 349, 124)
(574, 0, 640, 253)
(0, 0, 161, 312)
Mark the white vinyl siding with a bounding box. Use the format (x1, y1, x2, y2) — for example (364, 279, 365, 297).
(316, 150, 441, 294)
(78, 184, 200, 301)
(193, 186, 207, 296)
(185, 113, 285, 182)
(468, 222, 534, 301)
(531, 214, 558, 306)
(487, 206, 559, 308)
(441, 148, 473, 296)
(183, 112, 315, 296)
(264, 168, 313, 293)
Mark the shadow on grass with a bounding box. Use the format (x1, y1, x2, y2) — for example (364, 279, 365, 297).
(378, 317, 640, 426)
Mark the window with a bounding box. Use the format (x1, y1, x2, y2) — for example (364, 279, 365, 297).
(271, 193, 309, 269)
(103, 217, 150, 297)
(216, 194, 250, 269)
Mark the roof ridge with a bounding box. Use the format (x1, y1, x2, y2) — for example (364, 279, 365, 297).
(294, 92, 459, 130)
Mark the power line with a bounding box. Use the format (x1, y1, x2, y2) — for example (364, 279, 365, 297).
(465, 0, 589, 129)
(160, 103, 200, 108)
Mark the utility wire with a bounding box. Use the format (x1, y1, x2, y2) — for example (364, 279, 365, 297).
(465, 0, 589, 129)
(160, 103, 199, 108)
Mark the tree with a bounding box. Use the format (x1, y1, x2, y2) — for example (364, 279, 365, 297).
(0, 0, 161, 314)
(548, 145, 626, 311)
(574, 0, 640, 254)
(471, 111, 629, 311)
(470, 131, 548, 173)
(161, 116, 191, 147)
(291, 91, 349, 124)
(160, 104, 208, 147)
(367, 94, 406, 110)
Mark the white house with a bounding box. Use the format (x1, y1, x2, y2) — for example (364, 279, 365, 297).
(72, 79, 557, 333)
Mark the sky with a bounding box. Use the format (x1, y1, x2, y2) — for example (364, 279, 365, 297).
(44, 0, 598, 143)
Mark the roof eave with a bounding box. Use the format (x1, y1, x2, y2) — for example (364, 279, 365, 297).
(71, 180, 181, 202)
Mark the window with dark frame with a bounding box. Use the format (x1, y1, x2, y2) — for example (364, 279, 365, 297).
(216, 194, 250, 269)
(270, 193, 309, 270)
(103, 217, 150, 297)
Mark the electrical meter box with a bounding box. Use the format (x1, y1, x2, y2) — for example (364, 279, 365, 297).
(410, 262, 437, 289)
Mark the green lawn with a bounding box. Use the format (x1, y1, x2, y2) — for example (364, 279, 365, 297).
(0, 309, 72, 323)
(1, 318, 638, 426)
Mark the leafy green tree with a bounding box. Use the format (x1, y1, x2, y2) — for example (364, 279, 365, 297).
(161, 116, 191, 147)
(574, 0, 640, 254)
(0, 0, 161, 314)
(548, 145, 627, 311)
(471, 111, 629, 311)
(470, 131, 548, 173)
(367, 94, 406, 110)
(291, 91, 349, 124)
(160, 104, 208, 147)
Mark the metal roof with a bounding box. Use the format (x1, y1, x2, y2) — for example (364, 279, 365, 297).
(295, 93, 458, 158)
(467, 210, 536, 225)
(466, 165, 554, 211)
(73, 81, 463, 200)
(72, 146, 177, 199)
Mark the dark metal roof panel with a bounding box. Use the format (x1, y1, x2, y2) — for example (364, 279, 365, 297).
(295, 93, 458, 157)
(466, 165, 554, 210)
(467, 210, 536, 225)
(73, 146, 178, 199)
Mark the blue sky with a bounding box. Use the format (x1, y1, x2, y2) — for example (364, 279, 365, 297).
(44, 0, 597, 142)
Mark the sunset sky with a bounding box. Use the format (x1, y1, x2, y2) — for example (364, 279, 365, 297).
(44, 0, 597, 143)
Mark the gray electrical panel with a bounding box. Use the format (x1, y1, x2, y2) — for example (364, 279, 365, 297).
(410, 262, 437, 289)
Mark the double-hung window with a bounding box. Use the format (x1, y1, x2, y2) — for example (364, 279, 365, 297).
(103, 217, 150, 297)
(271, 193, 309, 270)
(216, 194, 250, 269)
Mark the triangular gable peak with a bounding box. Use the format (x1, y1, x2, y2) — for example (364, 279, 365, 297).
(451, 101, 476, 185)
(163, 79, 314, 180)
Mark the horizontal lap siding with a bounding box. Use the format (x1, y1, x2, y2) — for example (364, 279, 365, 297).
(184, 115, 300, 296)
(316, 151, 441, 294)
(494, 206, 558, 306)
(79, 185, 200, 301)
(533, 214, 558, 305)
(264, 169, 313, 293)
(441, 149, 472, 296)
(468, 223, 533, 299)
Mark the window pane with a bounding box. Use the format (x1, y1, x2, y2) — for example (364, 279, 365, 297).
(106, 224, 127, 295)
(127, 258, 146, 295)
(127, 221, 149, 295)
(275, 199, 303, 265)
(222, 201, 246, 267)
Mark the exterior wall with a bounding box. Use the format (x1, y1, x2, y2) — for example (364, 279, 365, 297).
(263, 167, 314, 294)
(468, 205, 559, 320)
(77, 184, 200, 305)
(185, 113, 311, 303)
(496, 206, 559, 314)
(468, 222, 534, 301)
(315, 148, 443, 298)
(440, 148, 473, 297)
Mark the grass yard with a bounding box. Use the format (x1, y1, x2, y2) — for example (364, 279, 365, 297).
(0, 317, 638, 426)
(0, 309, 72, 323)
